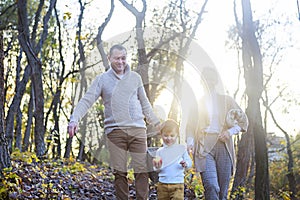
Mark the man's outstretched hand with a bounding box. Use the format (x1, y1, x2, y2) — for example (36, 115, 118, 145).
(68, 121, 78, 138)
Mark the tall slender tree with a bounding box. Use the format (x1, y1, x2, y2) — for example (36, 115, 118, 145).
(231, 0, 254, 196)
(0, 30, 11, 171)
(262, 95, 297, 200)
(119, 0, 150, 96)
(17, 0, 57, 157)
(75, 0, 89, 161)
(241, 0, 270, 199)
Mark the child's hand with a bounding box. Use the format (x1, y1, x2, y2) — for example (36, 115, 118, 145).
(153, 156, 162, 169)
(180, 160, 187, 168)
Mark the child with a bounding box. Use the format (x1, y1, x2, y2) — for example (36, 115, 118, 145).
(153, 119, 193, 200)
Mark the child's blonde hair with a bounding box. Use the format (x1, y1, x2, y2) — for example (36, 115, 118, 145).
(160, 119, 179, 135)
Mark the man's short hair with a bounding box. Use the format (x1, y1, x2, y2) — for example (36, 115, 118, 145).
(109, 44, 127, 55)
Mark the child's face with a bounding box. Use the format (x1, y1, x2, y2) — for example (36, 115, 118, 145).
(161, 128, 178, 146)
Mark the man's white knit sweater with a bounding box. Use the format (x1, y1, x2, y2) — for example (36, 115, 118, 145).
(70, 65, 160, 134)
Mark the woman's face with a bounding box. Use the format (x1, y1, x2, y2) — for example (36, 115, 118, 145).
(204, 69, 218, 89)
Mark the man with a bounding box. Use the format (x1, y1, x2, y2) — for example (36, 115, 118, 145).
(68, 44, 160, 200)
(186, 67, 248, 200)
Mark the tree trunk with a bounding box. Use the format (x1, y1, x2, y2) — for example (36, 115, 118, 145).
(0, 30, 11, 170)
(17, 0, 46, 157)
(42, 5, 71, 159)
(232, 130, 254, 198)
(17, 0, 57, 157)
(15, 50, 23, 150)
(241, 0, 270, 199)
(264, 104, 297, 200)
(17, 0, 45, 157)
(53, 104, 62, 159)
(284, 135, 297, 200)
(74, 0, 89, 161)
(30, 52, 45, 157)
(119, 0, 150, 96)
(64, 138, 73, 159)
(136, 17, 150, 98)
(5, 64, 31, 152)
(231, 0, 254, 196)
(15, 107, 22, 150)
(22, 88, 34, 152)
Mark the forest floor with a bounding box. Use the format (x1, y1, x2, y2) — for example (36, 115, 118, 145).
(1, 153, 197, 200)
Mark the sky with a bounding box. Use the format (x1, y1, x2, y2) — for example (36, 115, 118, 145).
(59, 0, 300, 137)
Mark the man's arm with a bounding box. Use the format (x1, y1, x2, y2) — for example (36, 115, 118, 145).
(68, 75, 102, 137)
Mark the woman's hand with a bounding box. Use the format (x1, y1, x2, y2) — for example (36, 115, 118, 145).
(218, 130, 230, 142)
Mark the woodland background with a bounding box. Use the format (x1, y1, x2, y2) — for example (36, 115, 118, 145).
(0, 0, 300, 199)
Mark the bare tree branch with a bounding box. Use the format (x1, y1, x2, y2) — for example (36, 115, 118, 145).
(119, 0, 146, 16)
(261, 93, 297, 200)
(96, 0, 115, 70)
(146, 32, 181, 60)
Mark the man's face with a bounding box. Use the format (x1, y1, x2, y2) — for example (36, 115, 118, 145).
(108, 49, 127, 75)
